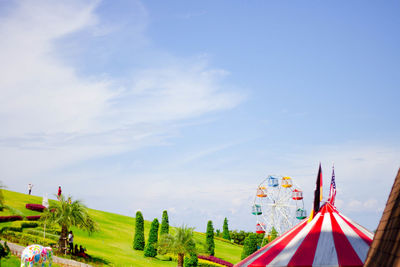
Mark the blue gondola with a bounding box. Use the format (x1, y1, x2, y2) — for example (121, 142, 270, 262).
(268, 176, 279, 187)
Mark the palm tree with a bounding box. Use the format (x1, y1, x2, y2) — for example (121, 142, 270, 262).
(157, 225, 196, 267)
(41, 195, 97, 253)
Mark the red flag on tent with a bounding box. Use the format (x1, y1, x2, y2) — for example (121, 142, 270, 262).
(328, 165, 337, 205)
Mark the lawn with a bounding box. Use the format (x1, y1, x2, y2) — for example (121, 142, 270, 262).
(1, 190, 242, 266)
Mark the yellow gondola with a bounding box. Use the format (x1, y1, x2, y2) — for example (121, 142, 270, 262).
(281, 176, 293, 188)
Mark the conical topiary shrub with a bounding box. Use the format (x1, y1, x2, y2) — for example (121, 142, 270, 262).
(144, 218, 159, 257)
(133, 211, 145, 250)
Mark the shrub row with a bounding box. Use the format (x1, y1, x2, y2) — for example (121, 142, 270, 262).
(11, 221, 38, 229)
(1, 230, 56, 247)
(168, 254, 226, 267)
(26, 215, 41, 221)
(198, 255, 233, 267)
(25, 203, 46, 212)
(198, 259, 227, 267)
(36, 227, 61, 235)
(0, 215, 23, 222)
(25, 229, 59, 241)
(0, 226, 23, 234)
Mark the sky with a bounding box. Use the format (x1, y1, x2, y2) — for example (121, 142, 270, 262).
(0, 0, 399, 233)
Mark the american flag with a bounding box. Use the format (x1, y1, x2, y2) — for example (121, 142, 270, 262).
(328, 166, 336, 205)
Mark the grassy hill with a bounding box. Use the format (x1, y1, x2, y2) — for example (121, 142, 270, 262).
(0, 190, 242, 266)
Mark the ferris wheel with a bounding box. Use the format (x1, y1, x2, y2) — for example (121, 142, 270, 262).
(252, 175, 307, 236)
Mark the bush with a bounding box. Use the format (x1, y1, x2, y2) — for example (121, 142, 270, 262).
(21, 221, 39, 228)
(169, 254, 225, 267)
(222, 218, 230, 240)
(198, 259, 226, 267)
(25, 204, 46, 212)
(198, 255, 233, 267)
(206, 221, 215, 256)
(241, 233, 258, 260)
(144, 218, 159, 257)
(0, 231, 56, 247)
(0, 226, 22, 234)
(160, 210, 169, 235)
(229, 230, 252, 245)
(0, 241, 10, 261)
(185, 253, 198, 267)
(0, 215, 23, 222)
(36, 227, 61, 235)
(133, 211, 145, 250)
(10, 221, 38, 229)
(26, 215, 41, 221)
(25, 229, 59, 241)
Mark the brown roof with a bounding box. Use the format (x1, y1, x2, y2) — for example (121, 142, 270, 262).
(364, 168, 400, 267)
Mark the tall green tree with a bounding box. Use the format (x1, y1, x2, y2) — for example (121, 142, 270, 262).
(133, 211, 145, 250)
(144, 218, 159, 257)
(241, 233, 258, 260)
(41, 195, 97, 253)
(158, 225, 196, 267)
(160, 210, 169, 235)
(205, 220, 215, 256)
(222, 217, 230, 240)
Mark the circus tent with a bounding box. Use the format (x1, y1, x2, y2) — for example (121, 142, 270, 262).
(236, 166, 374, 267)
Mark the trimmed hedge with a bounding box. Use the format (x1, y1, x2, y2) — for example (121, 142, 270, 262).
(198, 255, 233, 267)
(26, 215, 41, 221)
(25, 229, 59, 241)
(0, 226, 22, 234)
(0, 230, 56, 247)
(25, 204, 46, 212)
(0, 215, 23, 222)
(36, 227, 61, 235)
(11, 221, 38, 229)
(169, 254, 227, 267)
(198, 259, 227, 267)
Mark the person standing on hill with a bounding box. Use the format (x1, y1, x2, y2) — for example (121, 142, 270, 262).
(68, 231, 74, 253)
(28, 183, 33, 195)
(57, 186, 62, 200)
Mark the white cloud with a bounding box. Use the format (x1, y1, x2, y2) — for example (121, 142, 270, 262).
(0, 0, 243, 181)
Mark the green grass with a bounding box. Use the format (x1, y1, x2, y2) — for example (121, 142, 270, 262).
(1, 254, 62, 267)
(1, 190, 242, 266)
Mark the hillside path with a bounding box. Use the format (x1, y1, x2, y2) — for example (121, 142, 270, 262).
(3, 241, 92, 267)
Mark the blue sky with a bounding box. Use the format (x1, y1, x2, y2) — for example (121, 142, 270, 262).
(0, 0, 399, 233)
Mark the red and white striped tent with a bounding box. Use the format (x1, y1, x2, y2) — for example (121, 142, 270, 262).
(235, 202, 374, 267)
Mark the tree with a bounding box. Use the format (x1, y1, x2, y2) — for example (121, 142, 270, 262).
(205, 220, 215, 256)
(241, 233, 258, 260)
(0, 241, 10, 266)
(133, 211, 145, 251)
(160, 210, 169, 235)
(0, 182, 5, 211)
(269, 227, 278, 242)
(41, 195, 97, 254)
(144, 218, 159, 257)
(216, 229, 221, 237)
(222, 217, 230, 240)
(158, 225, 196, 267)
(229, 230, 251, 245)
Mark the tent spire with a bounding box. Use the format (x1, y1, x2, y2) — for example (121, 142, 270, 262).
(308, 163, 322, 222)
